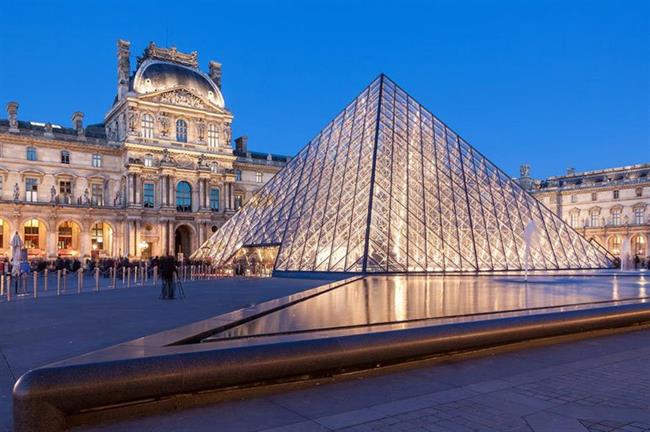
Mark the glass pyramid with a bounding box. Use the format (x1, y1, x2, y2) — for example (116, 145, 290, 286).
(194, 75, 613, 273)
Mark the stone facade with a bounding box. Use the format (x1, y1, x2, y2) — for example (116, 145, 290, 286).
(0, 40, 287, 260)
(517, 164, 650, 261)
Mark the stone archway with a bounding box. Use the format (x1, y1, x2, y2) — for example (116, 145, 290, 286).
(174, 225, 193, 259)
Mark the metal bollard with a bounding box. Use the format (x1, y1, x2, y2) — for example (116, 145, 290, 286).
(33, 272, 38, 299)
(1, 274, 4, 297)
(141, 267, 145, 287)
(7, 275, 11, 301)
(112, 267, 116, 288)
(144, 263, 148, 283)
(134, 266, 138, 284)
(57, 270, 61, 295)
(95, 268, 100, 292)
(63, 269, 68, 292)
(44, 269, 48, 292)
(153, 266, 158, 286)
(122, 266, 126, 286)
(127, 267, 131, 288)
(77, 270, 83, 293)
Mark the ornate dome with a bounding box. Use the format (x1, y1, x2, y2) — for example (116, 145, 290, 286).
(132, 59, 225, 108)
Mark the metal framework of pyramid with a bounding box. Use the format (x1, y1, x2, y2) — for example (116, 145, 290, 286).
(194, 75, 613, 273)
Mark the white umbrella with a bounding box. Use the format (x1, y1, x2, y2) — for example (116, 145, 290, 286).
(10, 231, 23, 277)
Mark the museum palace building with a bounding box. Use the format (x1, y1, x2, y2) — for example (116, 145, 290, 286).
(0, 40, 288, 260)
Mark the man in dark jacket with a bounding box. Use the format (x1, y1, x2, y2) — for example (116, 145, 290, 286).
(159, 255, 177, 299)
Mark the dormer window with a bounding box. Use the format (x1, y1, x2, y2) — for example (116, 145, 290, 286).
(176, 119, 187, 142)
(141, 114, 154, 139)
(208, 124, 219, 148)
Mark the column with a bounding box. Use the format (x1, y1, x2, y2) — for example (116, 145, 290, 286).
(80, 227, 90, 258)
(168, 221, 174, 256)
(198, 223, 205, 245)
(161, 221, 168, 255)
(123, 221, 130, 258)
(198, 178, 204, 209)
(134, 220, 139, 258)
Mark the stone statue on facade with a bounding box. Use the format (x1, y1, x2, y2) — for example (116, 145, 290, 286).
(50, 185, 57, 203)
(161, 148, 172, 164)
(114, 189, 122, 207)
(520, 164, 530, 178)
(127, 108, 139, 133)
(195, 119, 206, 142)
(223, 122, 232, 146)
(13, 183, 20, 201)
(157, 112, 170, 137)
(83, 188, 90, 205)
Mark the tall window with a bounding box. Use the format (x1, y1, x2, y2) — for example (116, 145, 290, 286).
(24, 219, 40, 249)
(570, 213, 579, 228)
(235, 170, 242, 181)
(141, 114, 154, 139)
(635, 208, 644, 225)
(92, 153, 102, 168)
(26, 146, 37, 161)
(176, 181, 192, 212)
(590, 212, 599, 227)
(208, 124, 219, 148)
(0, 219, 3, 249)
(209, 188, 220, 211)
(143, 182, 155, 208)
(91, 184, 104, 206)
(591, 192, 597, 201)
(635, 187, 643, 197)
(256, 172, 263, 183)
(613, 190, 620, 199)
(0, 176, 3, 197)
(633, 235, 646, 257)
(91, 223, 104, 250)
(61, 150, 70, 164)
(611, 209, 621, 226)
(144, 154, 154, 167)
(58, 222, 73, 249)
(570, 194, 577, 203)
(25, 178, 38, 202)
(176, 119, 187, 142)
(234, 194, 243, 210)
(609, 235, 622, 256)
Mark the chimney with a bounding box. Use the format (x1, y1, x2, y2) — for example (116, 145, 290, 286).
(566, 167, 576, 176)
(209, 60, 222, 89)
(117, 39, 131, 100)
(7, 101, 19, 132)
(44, 122, 54, 137)
(72, 112, 84, 137)
(235, 136, 248, 153)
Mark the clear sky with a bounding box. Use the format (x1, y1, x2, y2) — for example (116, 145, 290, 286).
(1, 0, 648, 178)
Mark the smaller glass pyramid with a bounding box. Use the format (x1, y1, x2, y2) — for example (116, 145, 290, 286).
(194, 75, 613, 273)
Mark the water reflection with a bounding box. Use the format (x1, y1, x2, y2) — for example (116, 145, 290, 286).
(213, 275, 648, 340)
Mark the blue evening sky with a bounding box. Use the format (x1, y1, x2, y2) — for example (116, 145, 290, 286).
(1, 0, 648, 178)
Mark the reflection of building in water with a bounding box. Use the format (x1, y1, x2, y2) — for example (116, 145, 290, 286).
(195, 76, 612, 274)
(517, 164, 649, 262)
(0, 40, 288, 260)
(216, 275, 635, 339)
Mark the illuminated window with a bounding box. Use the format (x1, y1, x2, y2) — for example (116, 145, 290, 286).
(92, 153, 102, 168)
(256, 172, 263, 183)
(176, 181, 192, 212)
(176, 119, 187, 142)
(609, 235, 622, 256)
(58, 221, 73, 249)
(632, 235, 646, 256)
(26, 147, 37, 161)
(91, 223, 104, 250)
(208, 124, 219, 148)
(209, 188, 220, 211)
(611, 209, 621, 226)
(91, 184, 103, 206)
(144, 154, 154, 167)
(24, 219, 40, 249)
(141, 114, 154, 139)
(25, 178, 38, 202)
(635, 208, 644, 225)
(61, 150, 70, 164)
(143, 182, 154, 208)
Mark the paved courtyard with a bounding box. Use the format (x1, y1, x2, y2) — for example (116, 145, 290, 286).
(2, 276, 650, 432)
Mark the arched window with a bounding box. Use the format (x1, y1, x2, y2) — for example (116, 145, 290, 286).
(176, 181, 192, 212)
(632, 235, 646, 257)
(141, 114, 154, 139)
(207, 124, 219, 148)
(608, 235, 622, 256)
(176, 119, 187, 142)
